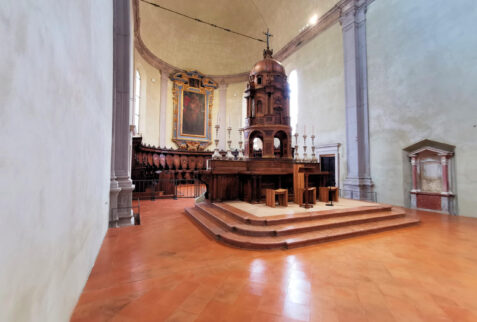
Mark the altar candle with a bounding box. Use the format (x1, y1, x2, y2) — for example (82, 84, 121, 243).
(304, 124, 306, 135)
(312, 125, 315, 135)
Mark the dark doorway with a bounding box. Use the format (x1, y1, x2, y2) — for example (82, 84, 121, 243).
(321, 156, 335, 185)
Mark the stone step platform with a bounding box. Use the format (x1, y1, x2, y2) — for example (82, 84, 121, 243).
(185, 201, 420, 250)
(211, 202, 394, 225)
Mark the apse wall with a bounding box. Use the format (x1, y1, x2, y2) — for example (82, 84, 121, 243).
(367, 0, 477, 216)
(226, 82, 248, 146)
(133, 52, 246, 151)
(0, 1, 113, 321)
(282, 24, 347, 186)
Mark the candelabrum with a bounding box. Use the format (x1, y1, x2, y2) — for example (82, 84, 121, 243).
(302, 133, 308, 162)
(237, 128, 245, 160)
(212, 123, 222, 159)
(311, 134, 317, 163)
(294, 132, 300, 161)
(226, 126, 235, 160)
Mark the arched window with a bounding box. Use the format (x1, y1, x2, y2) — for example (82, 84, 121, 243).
(288, 70, 298, 134)
(133, 70, 141, 135)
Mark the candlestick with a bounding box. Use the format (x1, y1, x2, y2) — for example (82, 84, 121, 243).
(294, 131, 300, 161)
(302, 133, 308, 162)
(212, 123, 222, 159)
(311, 134, 317, 163)
(237, 128, 244, 160)
(226, 126, 234, 160)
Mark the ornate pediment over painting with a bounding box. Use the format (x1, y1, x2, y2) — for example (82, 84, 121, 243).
(171, 70, 218, 151)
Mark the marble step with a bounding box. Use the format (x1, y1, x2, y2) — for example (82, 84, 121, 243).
(185, 207, 420, 250)
(195, 202, 406, 237)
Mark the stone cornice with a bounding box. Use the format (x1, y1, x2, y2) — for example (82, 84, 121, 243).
(133, 0, 377, 84)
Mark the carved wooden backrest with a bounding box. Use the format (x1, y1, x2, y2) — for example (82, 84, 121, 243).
(159, 154, 166, 168)
(188, 156, 196, 170)
(197, 156, 204, 169)
(180, 155, 188, 170)
(166, 155, 173, 169)
(153, 154, 160, 167)
(173, 155, 181, 170)
(136, 152, 142, 165)
(147, 153, 153, 166)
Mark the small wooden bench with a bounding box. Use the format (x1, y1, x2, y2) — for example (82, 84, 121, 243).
(301, 187, 317, 206)
(266, 188, 288, 207)
(319, 186, 339, 202)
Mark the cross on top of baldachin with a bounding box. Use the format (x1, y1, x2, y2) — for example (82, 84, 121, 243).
(263, 28, 273, 50)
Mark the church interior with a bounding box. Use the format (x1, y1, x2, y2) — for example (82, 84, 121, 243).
(1, 0, 477, 321)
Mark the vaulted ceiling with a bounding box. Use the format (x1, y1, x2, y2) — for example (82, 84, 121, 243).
(136, 0, 340, 75)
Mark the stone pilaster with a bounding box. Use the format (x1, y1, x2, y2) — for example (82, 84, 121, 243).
(339, 0, 374, 200)
(110, 0, 134, 227)
(410, 156, 418, 192)
(218, 83, 228, 150)
(159, 70, 169, 147)
(440, 155, 450, 194)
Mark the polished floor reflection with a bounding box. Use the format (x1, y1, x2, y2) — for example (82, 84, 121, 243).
(71, 199, 477, 322)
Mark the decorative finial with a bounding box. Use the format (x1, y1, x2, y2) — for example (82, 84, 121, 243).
(263, 28, 274, 58)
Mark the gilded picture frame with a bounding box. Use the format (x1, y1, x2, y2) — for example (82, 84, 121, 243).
(172, 70, 218, 150)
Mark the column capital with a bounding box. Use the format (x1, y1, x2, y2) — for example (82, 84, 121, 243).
(440, 155, 449, 165)
(160, 70, 170, 81)
(218, 82, 228, 90)
(339, 0, 367, 29)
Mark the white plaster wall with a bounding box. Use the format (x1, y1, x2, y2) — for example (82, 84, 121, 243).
(367, 0, 477, 216)
(0, 1, 112, 321)
(283, 24, 347, 185)
(134, 50, 160, 146)
(226, 82, 247, 148)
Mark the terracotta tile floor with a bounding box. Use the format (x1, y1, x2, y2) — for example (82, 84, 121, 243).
(71, 199, 477, 322)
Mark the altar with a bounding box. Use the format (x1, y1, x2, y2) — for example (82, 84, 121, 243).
(202, 159, 331, 204)
(200, 34, 333, 206)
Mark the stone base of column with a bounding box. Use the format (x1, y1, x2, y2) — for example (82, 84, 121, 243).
(410, 193, 417, 208)
(441, 195, 456, 215)
(109, 179, 121, 227)
(110, 177, 135, 228)
(343, 177, 375, 201)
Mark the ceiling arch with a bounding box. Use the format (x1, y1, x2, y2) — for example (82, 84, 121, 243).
(135, 0, 340, 76)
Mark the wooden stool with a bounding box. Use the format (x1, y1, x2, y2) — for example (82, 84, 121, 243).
(266, 188, 288, 207)
(300, 187, 316, 206)
(319, 186, 339, 202)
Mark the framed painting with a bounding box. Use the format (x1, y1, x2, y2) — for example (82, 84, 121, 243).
(171, 71, 218, 150)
